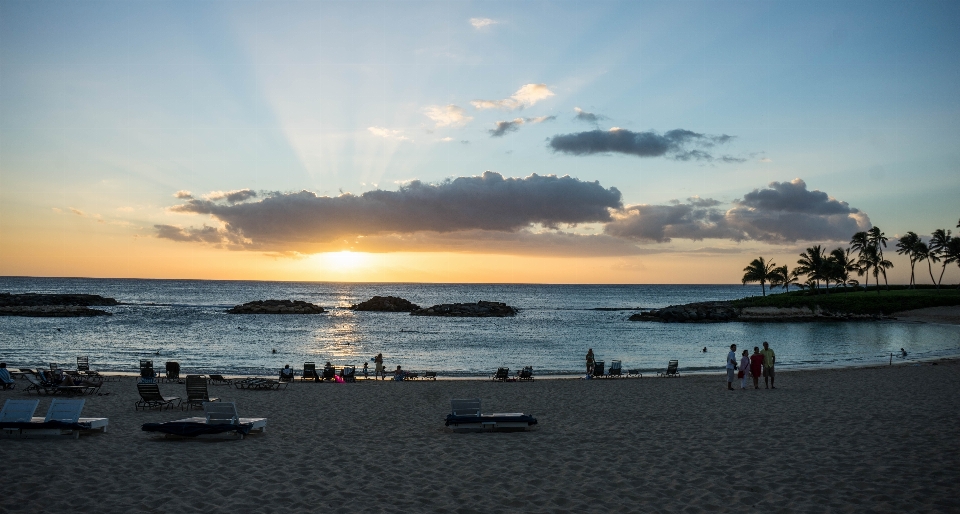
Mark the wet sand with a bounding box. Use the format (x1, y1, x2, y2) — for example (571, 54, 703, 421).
(2, 359, 959, 513)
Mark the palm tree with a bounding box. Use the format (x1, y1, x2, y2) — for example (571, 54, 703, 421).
(742, 257, 777, 296)
(796, 245, 827, 293)
(929, 229, 952, 291)
(914, 241, 939, 288)
(943, 236, 960, 289)
(896, 232, 922, 288)
(849, 232, 870, 291)
(828, 248, 857, 290)
(856, 245, 880, 292)
(868, 227, 890, 289)
(769, 265, 798, 292)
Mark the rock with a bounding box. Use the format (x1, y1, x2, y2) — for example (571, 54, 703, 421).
(351, 296, 421, 312)
(227, 299, 325, 314)
(0, 293, 119, 307)
(410, 301, 517, 317)
(0, 306, 111, 317)
(629, 302, 739, 323)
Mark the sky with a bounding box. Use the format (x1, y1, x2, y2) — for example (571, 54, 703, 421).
(1, 0, 958, 284)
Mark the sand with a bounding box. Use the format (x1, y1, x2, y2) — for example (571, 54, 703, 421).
(893, 305, 960, 325)
(2, 361, 959, 513)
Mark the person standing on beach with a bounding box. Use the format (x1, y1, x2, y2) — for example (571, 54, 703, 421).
(726, 344, 738, 390)
(375, 353, 385, 380)
(760, 341, 776, 389)
(586, 348, 596, 376)
(739, 350, 750, 390)
(749, 347, 764, 389)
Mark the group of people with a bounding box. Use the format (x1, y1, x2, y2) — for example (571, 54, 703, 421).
(276, 353, 401, 382)
(727, 341, 776, 390)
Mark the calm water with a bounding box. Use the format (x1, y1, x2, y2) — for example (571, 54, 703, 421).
(1, 277, 958, 376)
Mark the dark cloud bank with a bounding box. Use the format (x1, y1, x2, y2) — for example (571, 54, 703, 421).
(549, 128, 745, 163)
(157, 177, 869, 255)
(604, 179, 871, 243)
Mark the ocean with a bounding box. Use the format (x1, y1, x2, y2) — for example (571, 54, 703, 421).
(1, 277, 958, 377)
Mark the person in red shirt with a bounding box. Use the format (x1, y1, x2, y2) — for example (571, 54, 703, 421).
(749, 347, 764, 389)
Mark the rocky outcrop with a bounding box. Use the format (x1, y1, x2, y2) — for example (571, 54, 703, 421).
(411, 301, 517, 317)
(0, 293, 117, 316)
(629, 302, 740, 322)
(351, 296, 420, 312)
(0, 293, 118, 307)
(630, 302, 888, 323)
(0, 306, 111, 317)
(227, 300, 325, 314)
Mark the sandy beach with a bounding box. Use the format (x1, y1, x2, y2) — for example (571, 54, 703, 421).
(1, 359, 957, 513)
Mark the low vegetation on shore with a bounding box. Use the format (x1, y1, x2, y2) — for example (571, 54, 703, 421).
(731, 286, 960, 315)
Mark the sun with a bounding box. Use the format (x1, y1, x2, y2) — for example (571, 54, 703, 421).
(320, 251, 371, 272)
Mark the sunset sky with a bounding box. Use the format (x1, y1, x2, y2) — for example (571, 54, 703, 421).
(1, 0, 958, 283)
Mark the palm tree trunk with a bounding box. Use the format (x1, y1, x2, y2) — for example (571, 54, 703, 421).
(938, 263, 947, 290)
(909, 259, 916, 289)
(928, 261, 937, 289)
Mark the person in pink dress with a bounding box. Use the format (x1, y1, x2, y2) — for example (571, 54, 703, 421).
(749, 347, 764, 389)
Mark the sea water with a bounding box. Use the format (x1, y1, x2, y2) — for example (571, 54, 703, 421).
(1, 277, 958, 376)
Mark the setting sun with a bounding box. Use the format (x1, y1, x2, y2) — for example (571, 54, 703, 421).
(317, 251, 372, 273)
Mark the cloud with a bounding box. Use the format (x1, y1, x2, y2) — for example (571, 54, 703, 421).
(489, 115, 556, 137)
(424, 104, 472, 127)
(69, 208, 85, 216)
(604, 179, 871, 243)
(204, 189, 257, 203)
(367, 127, 409, 141)
(549, 128, 743, 162)
(472, 84, 554, 110)
(439, 137, 454, 142)
(174, 190, 193, 199)
(574, 107, 605, 125)
(159, 172, 622, 252)
(469, 18, 497, 29)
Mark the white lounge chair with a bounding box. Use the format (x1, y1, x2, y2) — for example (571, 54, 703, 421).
(445, 398, 538, 432)
(0, 399, 41, 435)
(1, 398, 108, 438)
(141, 401, 267, 439)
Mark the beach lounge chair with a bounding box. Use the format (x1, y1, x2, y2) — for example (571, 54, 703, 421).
(182, 376, 220, 410)
(404, 372, 420, 380)
(657, 360, 680, 377)
(608, 360, 623, 378)
(139, 359, 155, 380)
(208, 374, 232, 385)
(163, 362, 181, 382)
(1, 399, 108, 438)
(445, 398, 538, 432)
(141, 401, 267, 439)
(24, 373, 55, 394)
(517, 366, 534, 381)
(322, 365, 336, 381)
(341, 366, 357, 383)
(626, 368, 643, 378)
(492, 367, 510, 381)
(592, 360, 606, 378)
(135, 382, 181, 410)
(301, 362, 318, 382)
(0, 399, 40, 435)
(423, 371, 438, 380)
(76, 356, 108, 381)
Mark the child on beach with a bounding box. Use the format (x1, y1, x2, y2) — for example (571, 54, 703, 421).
(726, 344, 738, 390)
(586, 349, 595, 375)
(739, 350, 750, 390)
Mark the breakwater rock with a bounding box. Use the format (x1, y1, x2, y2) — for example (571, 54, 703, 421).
(351, 296, 421, 312)
(0, 305, 112, 317)
(0, 292, 118, 307)
(227, 300, 325, 314)
(630, 301, 887, 323)
(0, 292, 117, 317)
(411, 301, 517, 317)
